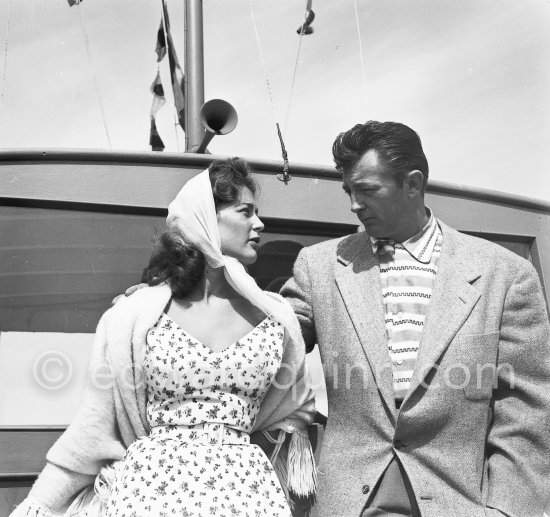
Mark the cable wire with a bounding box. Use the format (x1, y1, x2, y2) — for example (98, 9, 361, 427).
(0, 0, 13, 117)
(247, 0, 291, 183)
(76, 3, 112, 149)
(353, 0, 367, 96)
(284, 0, 310, 131)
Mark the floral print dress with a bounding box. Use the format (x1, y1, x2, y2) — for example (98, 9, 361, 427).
(104, 313, 291, 517)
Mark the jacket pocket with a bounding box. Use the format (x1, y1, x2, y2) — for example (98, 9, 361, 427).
(456, 332, 500, 400)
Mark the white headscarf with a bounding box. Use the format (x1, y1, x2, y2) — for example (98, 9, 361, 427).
(166, 168, 302, 344)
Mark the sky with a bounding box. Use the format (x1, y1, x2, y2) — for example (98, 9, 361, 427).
(0, 0, 549, 201)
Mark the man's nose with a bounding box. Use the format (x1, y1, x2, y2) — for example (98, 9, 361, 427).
(350, 194, 364, 213)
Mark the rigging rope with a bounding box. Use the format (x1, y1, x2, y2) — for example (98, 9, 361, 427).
(0, 0, 13, 117)
(76, 4, 112, 149)
(353, 0, 367, 97)
(284, 0, 310, 131)
(247, 0, 291, 184)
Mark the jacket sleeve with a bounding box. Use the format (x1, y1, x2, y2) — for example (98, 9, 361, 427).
(280, 248, 317, 352)
(485, 260, 550, 517)
(12, 313, 126, 515)
(10, 464, 95, 516)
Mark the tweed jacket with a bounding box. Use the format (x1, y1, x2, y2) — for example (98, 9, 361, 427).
(281, 220, 550, 517)
(17, 284, 315, 515)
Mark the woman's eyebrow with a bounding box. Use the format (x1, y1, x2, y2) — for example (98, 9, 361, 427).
(238, 202, 258, 213)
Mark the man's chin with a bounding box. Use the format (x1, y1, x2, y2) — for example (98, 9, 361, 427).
(361, 219, 381, 236)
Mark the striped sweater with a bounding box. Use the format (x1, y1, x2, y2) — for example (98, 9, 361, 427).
(371, 211, 442, 404)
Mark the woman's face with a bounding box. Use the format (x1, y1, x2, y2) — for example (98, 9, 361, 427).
(217, 187, 264, 265)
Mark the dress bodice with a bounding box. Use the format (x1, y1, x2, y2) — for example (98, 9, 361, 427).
(144, 313, 284, 432)
(104, 314, 291, 517)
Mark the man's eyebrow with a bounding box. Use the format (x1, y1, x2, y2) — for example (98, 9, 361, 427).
(343, 179, 378, 189)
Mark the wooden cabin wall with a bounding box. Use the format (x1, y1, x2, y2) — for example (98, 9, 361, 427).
(1, 152, 548, 295)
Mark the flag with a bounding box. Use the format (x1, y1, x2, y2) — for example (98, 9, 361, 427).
(149, 71, 166, 151)
(161, 0, 185, 131)
(155, 20, 167, 62)
(149, 119, 165, 152)
(297, 0, 315, 35)
(148, 0, 185, 150)
(67, 0, 83, 6)
(150, 71, 166, 119)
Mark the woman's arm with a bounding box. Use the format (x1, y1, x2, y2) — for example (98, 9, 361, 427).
(11, 463, 94, 515)
(11, 313, 128, 516)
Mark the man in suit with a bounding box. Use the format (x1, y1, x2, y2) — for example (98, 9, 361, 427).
(281, 121, 550, 517)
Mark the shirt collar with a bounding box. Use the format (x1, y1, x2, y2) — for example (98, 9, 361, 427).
(370, 208, 439, 263)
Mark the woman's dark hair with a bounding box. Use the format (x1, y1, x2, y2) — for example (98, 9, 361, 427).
(141, 157, 258, 298)
(209, 157, 258, 209)
(141, 231, 206, 298)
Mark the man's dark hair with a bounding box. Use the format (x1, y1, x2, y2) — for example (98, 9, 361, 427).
(332, 121, 429, 191)
(142, 157, 258, 298)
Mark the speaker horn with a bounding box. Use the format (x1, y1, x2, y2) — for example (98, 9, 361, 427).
(195, 99, 238, 153)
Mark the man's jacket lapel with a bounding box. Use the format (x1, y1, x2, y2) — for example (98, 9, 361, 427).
(405, 222, 482, 403)
(335, 233, 396, 418)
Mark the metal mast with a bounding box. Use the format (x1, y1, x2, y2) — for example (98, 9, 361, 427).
(184, 0, 205, 151)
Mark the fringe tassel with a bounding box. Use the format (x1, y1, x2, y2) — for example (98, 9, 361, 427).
(266, 428, 317, 511)
(264, 429, 286, 464)
(64, 487, 97, 516)
(271, 437, 292, 511)
(10, 499, 64, 517)
(287, 431, 317, 500)
(64, 463, 117, 516)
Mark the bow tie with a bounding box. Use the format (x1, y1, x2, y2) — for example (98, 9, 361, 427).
(373, 239, 396, 257)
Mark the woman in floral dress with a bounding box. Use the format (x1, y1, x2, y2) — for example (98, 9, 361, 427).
(13, 158, 316, 517)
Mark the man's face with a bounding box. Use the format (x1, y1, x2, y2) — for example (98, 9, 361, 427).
(342, 149, 415, 241)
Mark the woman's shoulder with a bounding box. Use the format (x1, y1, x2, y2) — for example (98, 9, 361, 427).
(99, 284, 172, 337)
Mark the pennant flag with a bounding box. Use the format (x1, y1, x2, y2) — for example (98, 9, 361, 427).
(155, 20, 167, 62)
(150, 71, 166, 119)
(161, 0, 185, 131)
(148, 1, 185, 150)
(149, 119, 165, 152)
(67, 0, 83, 6)
(297, 0, 315, 35)
(149, 71, 166, 151)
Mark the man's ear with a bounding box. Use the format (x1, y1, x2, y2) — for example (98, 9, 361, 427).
(405, 170, 424, 196)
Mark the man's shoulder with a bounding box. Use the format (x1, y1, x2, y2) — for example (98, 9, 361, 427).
(439, 220, 531, 269)
(300, 232, 365, 260)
